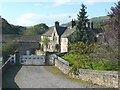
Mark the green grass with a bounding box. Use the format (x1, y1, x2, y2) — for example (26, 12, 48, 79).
(45, 66, 91, 84)
(45, 66, 67, 77)
(61, 54, 118, 71)
(45, 66, 107, 88)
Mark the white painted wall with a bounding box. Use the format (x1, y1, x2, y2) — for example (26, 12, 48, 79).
(61, 38, 68, 53)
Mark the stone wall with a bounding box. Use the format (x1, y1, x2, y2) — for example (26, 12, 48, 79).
(55, 56, 70, 74)
(49, 54, 70, 74)
(69, 69, 118, 88)
(51, 54, 118, 88)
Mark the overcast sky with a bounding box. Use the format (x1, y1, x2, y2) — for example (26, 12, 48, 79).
(0, 0, 118, 27)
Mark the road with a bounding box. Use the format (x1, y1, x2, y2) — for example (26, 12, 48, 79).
(14, 66, 95, 88)
(3, 65, 99, 88)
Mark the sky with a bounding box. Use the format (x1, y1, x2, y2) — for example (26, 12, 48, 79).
(0, 0, 118, 27)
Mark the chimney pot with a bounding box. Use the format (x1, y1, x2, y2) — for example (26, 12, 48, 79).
(55, 21, 59, 28)
(71, 19, 76, 28)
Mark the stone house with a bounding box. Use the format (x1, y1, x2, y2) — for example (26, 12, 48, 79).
(41, 20, 94, 53)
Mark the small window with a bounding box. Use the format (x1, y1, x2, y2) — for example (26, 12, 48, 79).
(41, 58, 43, 59)
(53, 32, 55, 36)
(21, 60, 24, 63)
(29, 57, 31, 59)
(37, 57, 39, 59)
(25, 57, 27, 59)
(33, 57, 36, 59)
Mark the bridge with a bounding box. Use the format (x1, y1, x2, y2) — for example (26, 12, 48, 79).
(1, 52, 100, 89)
(0, 35, 109, 89)
(2, 65, 95, 88)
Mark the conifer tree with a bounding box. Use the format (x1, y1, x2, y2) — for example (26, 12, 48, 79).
(76, 4, 89, 44)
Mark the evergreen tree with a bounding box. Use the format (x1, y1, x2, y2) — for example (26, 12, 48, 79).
(76, 4, 89, 44)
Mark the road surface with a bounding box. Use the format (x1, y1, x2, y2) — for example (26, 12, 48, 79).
(3, 65, 99, 88)
(15, 66, 95, 88)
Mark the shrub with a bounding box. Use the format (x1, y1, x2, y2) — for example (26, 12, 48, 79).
(2, 41, 19, 63)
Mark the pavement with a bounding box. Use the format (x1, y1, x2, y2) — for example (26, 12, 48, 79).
(14, 66, 95, 88)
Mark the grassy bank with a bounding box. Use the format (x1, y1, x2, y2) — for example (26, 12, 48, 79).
(45, 66, 91, 84)
(62, 54, 118, 71)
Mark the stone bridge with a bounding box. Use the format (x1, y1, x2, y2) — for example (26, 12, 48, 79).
(1, 53, 116, 89)
(1, 53, 97, 88)
(2, 65, 95, 88)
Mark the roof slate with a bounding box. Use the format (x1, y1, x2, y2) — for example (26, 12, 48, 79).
(56, 26, 67, 36)
(42, 26, 76, 38)
(42, 27, 54, 37)
(61, 27, 76, 38)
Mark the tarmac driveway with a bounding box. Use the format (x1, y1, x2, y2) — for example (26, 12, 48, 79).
(15, 66, 95, 88)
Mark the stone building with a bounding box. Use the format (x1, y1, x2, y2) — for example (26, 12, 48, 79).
(41, 20, 94, 53)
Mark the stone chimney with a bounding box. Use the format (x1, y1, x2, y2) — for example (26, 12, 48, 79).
(71, 19, 76, 28)
(55, 21, 59, 28)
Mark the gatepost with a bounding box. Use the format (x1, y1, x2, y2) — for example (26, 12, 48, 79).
(45, 51, 49, 65)
(15, 50, 20, 65)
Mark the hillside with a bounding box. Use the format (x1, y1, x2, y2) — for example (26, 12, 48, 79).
(1, 17, 26, 34)
(23, 23, 49, 35)
(61, 16, 109, 28)
(1, 16, 109, 35)
(90, 16, 109, 27)
(1, 17, 49, 35)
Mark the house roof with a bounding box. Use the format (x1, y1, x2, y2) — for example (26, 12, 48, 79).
(61, 27, 76, 38)
(42, 27, 54, 37)
(42, 26, 76, 38)
(1, 34, 41, 42)
(56, 26, 67, 36)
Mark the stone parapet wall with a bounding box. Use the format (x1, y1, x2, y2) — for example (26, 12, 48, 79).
(55, 57, 70, 74)
(69, 69, 118, 88)
(50, 54, 69, 74)
(51, 54, 118, 88)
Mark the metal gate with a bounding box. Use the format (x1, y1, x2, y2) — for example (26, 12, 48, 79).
(20, 55, 45, 65)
